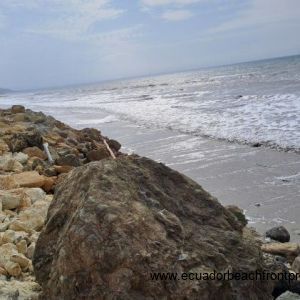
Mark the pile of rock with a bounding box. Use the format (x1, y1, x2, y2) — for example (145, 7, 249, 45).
(261, 226, 300, 297)
(0, 105, 122, 299)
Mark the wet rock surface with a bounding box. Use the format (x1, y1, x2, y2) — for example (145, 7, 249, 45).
(33, 156, 273, 300)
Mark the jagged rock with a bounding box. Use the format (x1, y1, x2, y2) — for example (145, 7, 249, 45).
(43, 167, 57, 177)
(23, 146, 47, 160)
(2, 230, 16, 244)
(0, 140, 9, 155)
(10, 253, 30, 269)
(0, 223, 9, 233)
(26, 243, 35, 259)
(0, 152, 12, 167)
(5, 134, 28, 153)
(13, 152, 28, 165)
(33, 156, 273, 300)
(0, 175, 18, 189)
(80, 128, 102, 142)
(2, 159, 23, 172)
(16, 240, 27, 255)
(29, 157, 47, 173)
(86, 146, 110, 161)
(226, 205, 247, 227)
(12, 171, 45, 188)
(0, 152, 27, 170)
(9, 221, 32, 234)
(11, 105, 25, 114)
(54, 165, 74, 174)
(0, 243, 22, 277)
(107, 139, 121, 152)
(4, 261, 21, 277)
(56, 154, 80, 167)
(29, 232, 39, 244)
(24, 188, 46, 204)
(0, 192, 21, 210)
(6, 129, 43, 152)
(42, 177, 56, 193)
(43, 133, 64, 146)
(266, 226, 290, 243)
(15, 200, 49, 232)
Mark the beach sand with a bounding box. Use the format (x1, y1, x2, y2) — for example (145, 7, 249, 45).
(101, 120, 300, 241)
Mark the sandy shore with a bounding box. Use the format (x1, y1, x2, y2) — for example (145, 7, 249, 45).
(101, 120, 300, 240)
(2, 104, 300, 241)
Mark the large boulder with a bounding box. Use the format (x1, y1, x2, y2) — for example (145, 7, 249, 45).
(33, 156, 273, 299)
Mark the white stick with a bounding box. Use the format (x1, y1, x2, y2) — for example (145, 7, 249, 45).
(43, 143, 54, 164)
(103, 139, 116, 160)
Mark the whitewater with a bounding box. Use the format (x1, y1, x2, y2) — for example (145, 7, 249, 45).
(1, 55, 300, 153)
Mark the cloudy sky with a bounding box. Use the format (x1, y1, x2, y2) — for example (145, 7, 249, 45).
(0, 0, 300, 90)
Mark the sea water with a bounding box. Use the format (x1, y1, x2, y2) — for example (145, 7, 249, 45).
(2, 55, 300, 153)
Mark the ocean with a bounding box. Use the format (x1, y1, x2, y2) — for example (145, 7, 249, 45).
(2, 54, 300, 153)
(1, 55, 300, 239)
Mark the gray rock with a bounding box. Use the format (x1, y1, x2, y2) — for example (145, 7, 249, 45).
(6, 129, 43, 152)
(266, 226, 290, 243)
(0, 193, 21, 210)
(86, 147, 110, 161)
(107, 139, 121, 152)
(226, 205, 247, 227)
(13, 152, 28, 165)
(56, 154, 80, 167)
(277, 291, 300, 299)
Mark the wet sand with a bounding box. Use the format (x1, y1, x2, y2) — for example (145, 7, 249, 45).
(63, 109, 300, 242)
(3, 105, 300, 241)
(100, 119, 300, 240)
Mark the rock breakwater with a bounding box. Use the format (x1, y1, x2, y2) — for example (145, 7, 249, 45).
(0, 105, 122, 299)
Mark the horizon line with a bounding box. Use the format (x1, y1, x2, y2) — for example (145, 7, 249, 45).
(6, 52, 300, 93)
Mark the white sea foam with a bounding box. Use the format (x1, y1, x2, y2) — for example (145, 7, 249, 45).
(2, 56, 300, 152)
(76, 115, 119, 125)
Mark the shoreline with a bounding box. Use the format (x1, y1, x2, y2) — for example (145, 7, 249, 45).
(1, 103, 299, 241)
(102, 119, 300, 241)
(23, 105, 300, 242)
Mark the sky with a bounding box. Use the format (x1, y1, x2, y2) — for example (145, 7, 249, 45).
(0, 0, 300, 90)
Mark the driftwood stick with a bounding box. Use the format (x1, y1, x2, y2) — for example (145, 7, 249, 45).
(103, 139, 116, 160)
(43, 142, 54, 164)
